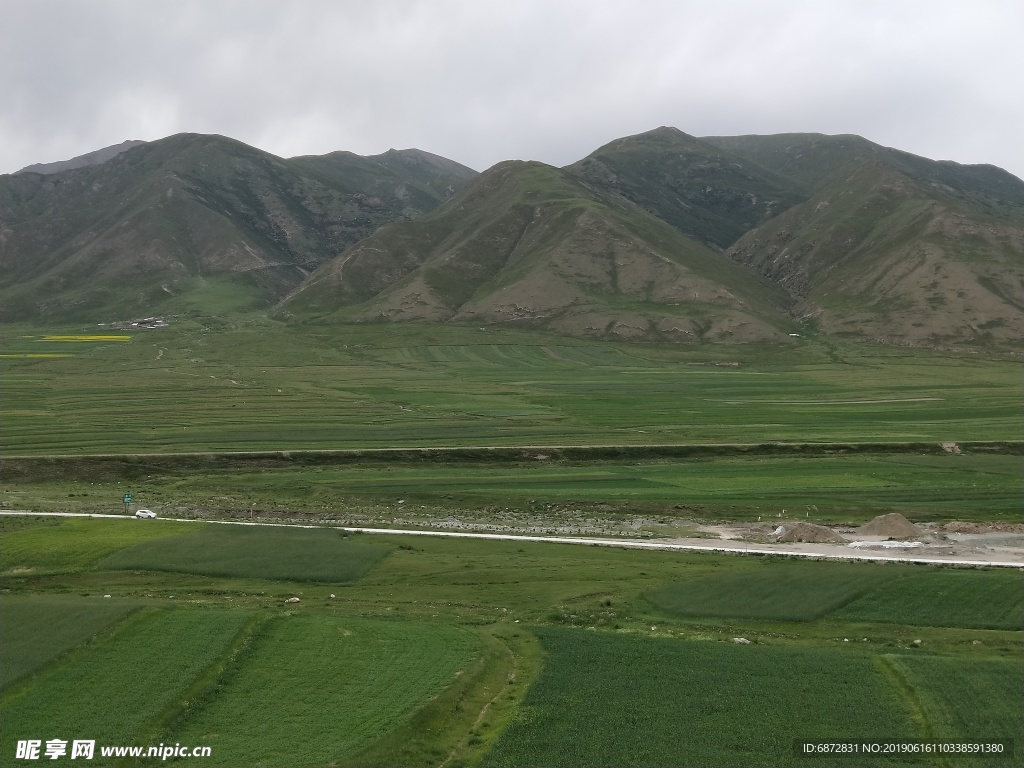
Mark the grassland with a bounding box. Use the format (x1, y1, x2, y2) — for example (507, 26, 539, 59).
(2, 518, 1021, 767)
(886, 655, 1024, 761)
(5, 451, 1022, 528)
(2, 322, 1021, 456)
(2, 319, 1022, 766)
(0, 596, 142, 688)
(0, 516, 191, 576)
(171, 615, 479, 766)
(648, 561, 895, 621)
(835, 570, 1024, 630)
(100, 524, 390, 582)
(0, 608, 251, 761)
(484, 628, 922, 768)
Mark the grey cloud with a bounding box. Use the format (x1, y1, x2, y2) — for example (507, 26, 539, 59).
(1, 0, 1021, 178)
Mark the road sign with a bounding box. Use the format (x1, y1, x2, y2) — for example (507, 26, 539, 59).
(123, 493, 133, 504)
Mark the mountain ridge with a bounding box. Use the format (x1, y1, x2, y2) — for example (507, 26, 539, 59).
(0, 133, 476, 320)
(3, 128, 1020, 349)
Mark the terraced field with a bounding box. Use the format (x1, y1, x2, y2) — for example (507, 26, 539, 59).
(2, 323, 1020, 454)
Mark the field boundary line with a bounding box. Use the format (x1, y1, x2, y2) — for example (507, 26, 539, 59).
(128, 611, 269, 764)
(0, 605, 158, 705)
(3, 439, 1022, 466)
(438, 631, 518, 768)
(875, 655, 951, 768)
(4, 511, 1022, 568)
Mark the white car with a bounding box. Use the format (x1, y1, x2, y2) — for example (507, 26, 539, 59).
(135, 509, 157, 519)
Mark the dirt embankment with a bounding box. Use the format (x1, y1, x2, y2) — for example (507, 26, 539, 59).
(856, 513, 923, 539)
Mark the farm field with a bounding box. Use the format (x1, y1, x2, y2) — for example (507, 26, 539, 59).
(648, 561, 895, 621)
(0, 515, 191, 575)
(484, 628, 924, 768)
(0, 595, 142, 688)
(835, 569, 1024, 630)
(1, 322, 1021, 455)
(0, 608, 252, 762)
(2, 517, 1022, 766)
(885, 654, 1024, 767)
(170, 615, 480, 767)
(6, 451, 1023, 527)
(2, 319, 1022, 766)
(100, 523, 389, 582)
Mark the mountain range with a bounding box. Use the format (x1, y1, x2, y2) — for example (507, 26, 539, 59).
(2, 128, 1021, 347)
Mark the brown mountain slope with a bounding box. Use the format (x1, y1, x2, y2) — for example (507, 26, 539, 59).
(727, 161, 1024, 346)
(283, 161, 796, 343)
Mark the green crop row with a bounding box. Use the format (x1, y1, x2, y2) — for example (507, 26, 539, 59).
(2, 323, 1021, 455)
(171, 614, 479, 766)
(484, 628, 923, 767)
(100, 524, 390, 583)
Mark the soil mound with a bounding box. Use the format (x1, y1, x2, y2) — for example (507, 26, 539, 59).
(857, 513, 923, 539)
(773, 522, 846, 543)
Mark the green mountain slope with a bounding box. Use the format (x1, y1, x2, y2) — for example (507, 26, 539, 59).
(565, 127, 808, 249)
(0, 135, 475, 321)
(283, 161, 796, 342)
(17, 140, 147, 175)
(702, 133, 1024, 222)
(727, 161, 1024, 346)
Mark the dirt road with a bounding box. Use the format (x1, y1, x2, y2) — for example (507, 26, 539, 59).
(3, 511, 1022, 568)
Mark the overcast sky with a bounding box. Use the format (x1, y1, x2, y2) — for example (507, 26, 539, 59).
(2, 0, 1022, 178)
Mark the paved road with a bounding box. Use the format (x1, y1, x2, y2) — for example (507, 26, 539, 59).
(4, 511, 1022, 568)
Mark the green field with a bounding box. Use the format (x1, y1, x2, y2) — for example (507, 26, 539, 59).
(2, 319, 1022, 767)
(1, 519, 1021, 767)
(887, 655, 1024, 758)
(484, 628, 922, 768)
(100, 524, 390, 582)
(0, 596, 142, 688)
(648, 561, 895, 621)
(0, 516, 191, 576)
(6, 451, 1022, 527)
(171, 615, 479, 766)
(2, 323, 1021, 455)
(836, 569, 1024, 630)
(0, 608, 251, 763)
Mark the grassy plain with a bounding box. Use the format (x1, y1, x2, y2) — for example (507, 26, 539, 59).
(484, 628, 922, 768)
(836, 570, 1024, 630)
(648, 561, 895, 621)
(0, 516, 191, 576)
(6, 451, 1022, 527)
(0, 595, 142, 688)
(171, 615, 479, 767)
(101, 524, 389, 582)
(2, 322, 1021, 455)
(2, 518, 1021, 767)
(2, 319, 1022, 766)
(0, 608, 251, 763)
